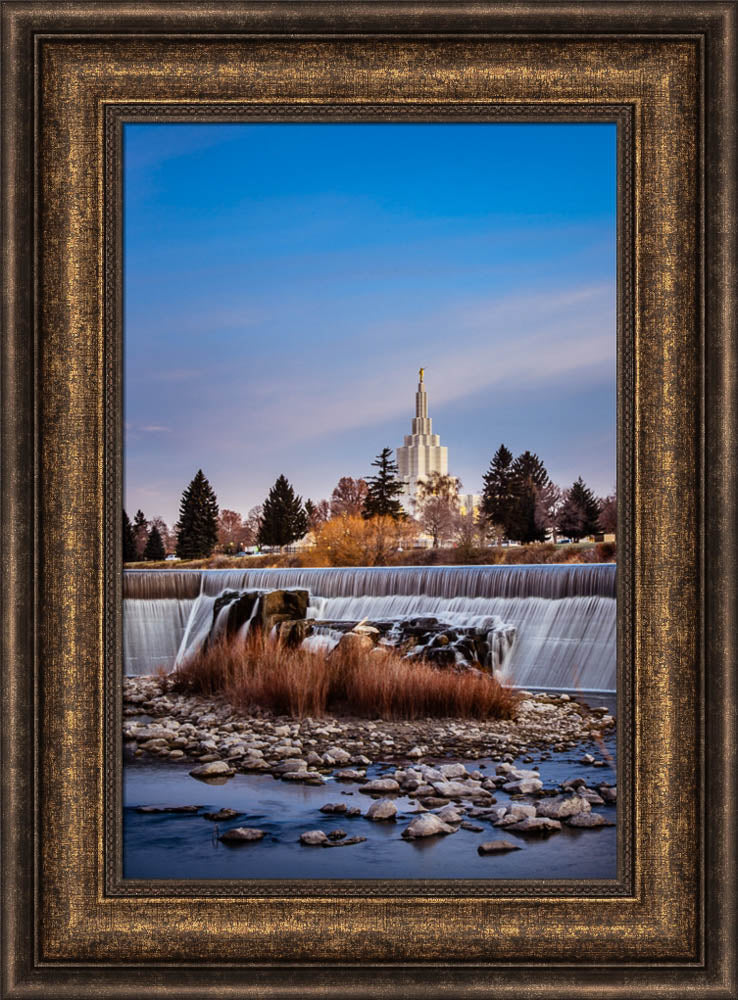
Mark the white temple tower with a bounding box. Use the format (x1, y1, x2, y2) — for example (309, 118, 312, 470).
(396, 368, 448, 510)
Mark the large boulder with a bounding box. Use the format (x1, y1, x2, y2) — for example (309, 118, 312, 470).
(255, 590, 310, 633)
(402, 814, 456, 839)
(359, 778, 401, 795)
(189, 760, 235, 780)
(536, 795, 592, 820)
(366, 799, 398, 822)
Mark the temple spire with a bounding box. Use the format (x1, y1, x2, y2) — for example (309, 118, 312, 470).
(396, 368, 448, 512)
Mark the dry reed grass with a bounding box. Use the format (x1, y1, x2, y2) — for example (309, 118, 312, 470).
(172, 631, 519, 721)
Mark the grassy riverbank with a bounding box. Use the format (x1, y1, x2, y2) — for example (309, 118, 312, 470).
(125, 540, 616, 572)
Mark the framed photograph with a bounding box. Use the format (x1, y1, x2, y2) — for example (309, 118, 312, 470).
(2, 3, 735, 998)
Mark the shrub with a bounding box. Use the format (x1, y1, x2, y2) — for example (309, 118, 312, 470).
(172, 631, 518, 722)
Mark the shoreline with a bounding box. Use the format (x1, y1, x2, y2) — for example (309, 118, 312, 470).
(124, 675, 615, 775)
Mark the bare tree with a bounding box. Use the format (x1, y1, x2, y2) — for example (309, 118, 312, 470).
(330, 476, 369, 518)
(534, 482, 563, 542)
(244, 505, 263, 547)
(306, 498, 331, 530)
(217, 509, 248, 553)
(414, 472, 462, 548)
(598, 493, 617, 534)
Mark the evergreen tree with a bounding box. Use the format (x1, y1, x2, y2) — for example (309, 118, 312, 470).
(143, 525, 166, 561)
(557, 477, 601, 541)
(257, 475, 308, 549)
(122, 509, 137, 563)
(362, 447, 405, 520)
(507, 451, 550, 543)
(481, 445, 514, 537)
(132, 508, 149, 559)
(175, 470, 219, 559)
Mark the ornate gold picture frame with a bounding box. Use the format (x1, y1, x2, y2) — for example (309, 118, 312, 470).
(1, 3, 735, 996)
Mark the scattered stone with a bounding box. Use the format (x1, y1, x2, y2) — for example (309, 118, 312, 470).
(219, 827, 265, 842)
(189, 761, 235, 780)
(202, 808, 241, 821)
(460, 821, 484, 832)
(561, 777, 587, 790)
(300, 830, 328, 846)
(598, 785, 617, 802)
(366, 799, 398, 822)
(436, 805, 464, 824)
(359, 778, 400, 795)
(566, 812, 615, 828)
(319, 802, 347, 814)
(535, 795, 592, 820)
(334, 769, 366, 782)
(402, 814, 456, 839)
(502, 778, 543, 795)
(506, 817, 562, 835)
(322, 836, 367, 848)
(327, 828, 347, 840)
(478, 840, 523, 854)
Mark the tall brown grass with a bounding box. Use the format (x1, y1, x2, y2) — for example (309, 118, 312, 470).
(172, 632, 519, 721)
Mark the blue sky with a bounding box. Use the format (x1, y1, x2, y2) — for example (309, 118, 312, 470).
(124, 122, 616, 526)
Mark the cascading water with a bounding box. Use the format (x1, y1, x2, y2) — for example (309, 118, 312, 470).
(123, 598, 196, 676)
(123, 564, 616, 691)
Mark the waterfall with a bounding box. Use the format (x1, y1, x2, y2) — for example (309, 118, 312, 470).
(124, 563, 616, 600)
(123, 564, 616, 691)
(123, 598, 195, 676)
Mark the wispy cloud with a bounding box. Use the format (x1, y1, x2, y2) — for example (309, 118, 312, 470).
(226, 282, 615, 450)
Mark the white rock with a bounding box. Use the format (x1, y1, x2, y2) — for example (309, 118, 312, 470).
(536, 795, 592, 820)
(189, 760, 234, 779)
(567, 812, 615, 828)
(300, 830, 328, 845)
(502, 778, 543, 794)
(436, 805, 464, 824)
(359, 778, 400, 794)
(401, 814, 455, 839)
(366, 799, 398, 822)
(439, 763, 468, 779)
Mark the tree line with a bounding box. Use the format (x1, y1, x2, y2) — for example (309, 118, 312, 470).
(123, 446, 615, 561)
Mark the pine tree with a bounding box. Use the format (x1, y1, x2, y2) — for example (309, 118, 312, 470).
(257, 475, 308, 549)
(362, 447, 405, 520)
(143, 525, 166, 561)
(132, 508, 149, 559)
(175, 470, 219, 559)
(507, 451, 550, 543)
(122, 509, 137, 563)
(558, 477, 601, 541)
(481, 444, 514, 538)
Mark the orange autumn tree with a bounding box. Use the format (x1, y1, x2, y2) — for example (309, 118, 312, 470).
(305, 514, 419, 567)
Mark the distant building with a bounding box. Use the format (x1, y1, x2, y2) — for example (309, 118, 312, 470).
(458, 493, 482, 517)
(396, 368, 448, 512)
